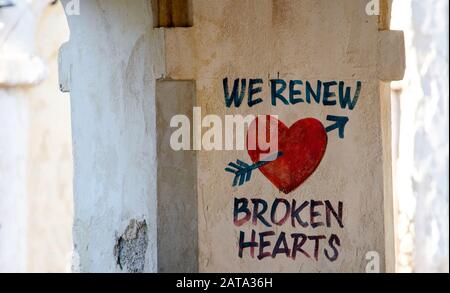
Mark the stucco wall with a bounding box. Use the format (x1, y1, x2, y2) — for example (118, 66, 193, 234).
(60, 0, 402, 272)
(162, 0, 400, 272)
(61, 0, 165, 272)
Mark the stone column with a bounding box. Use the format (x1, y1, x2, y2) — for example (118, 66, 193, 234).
(60, 0, 164, 273)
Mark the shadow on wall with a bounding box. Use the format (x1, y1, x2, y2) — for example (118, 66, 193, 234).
(156, 80, 198, 273)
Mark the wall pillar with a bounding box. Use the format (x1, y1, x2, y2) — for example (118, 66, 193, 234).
(60, 0, 404, 273)
(60, 0, 164, 272)
(161, 0, 404, 273)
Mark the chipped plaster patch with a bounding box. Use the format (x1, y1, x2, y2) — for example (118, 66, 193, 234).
(114, 219, 148, 273)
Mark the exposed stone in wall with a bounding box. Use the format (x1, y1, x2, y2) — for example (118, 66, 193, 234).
(114, 219, 148, 273)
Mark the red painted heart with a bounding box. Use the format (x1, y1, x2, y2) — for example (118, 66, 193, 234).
(247, 116, 327, 194)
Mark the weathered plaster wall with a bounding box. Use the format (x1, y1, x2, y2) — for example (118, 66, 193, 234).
(163, 0, 401, 272)
(60, 0, 165, 272)
(60, 0, 402, 273)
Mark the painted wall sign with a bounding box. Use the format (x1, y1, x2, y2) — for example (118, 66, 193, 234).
(221, 78, 360, 262)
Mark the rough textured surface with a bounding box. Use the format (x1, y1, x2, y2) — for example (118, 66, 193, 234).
(114, 219, 148, 273)
(60, 0, 165, 272)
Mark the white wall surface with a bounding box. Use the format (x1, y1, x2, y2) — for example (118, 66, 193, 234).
(391, 0, 449, 273)
(0, 90, 28, 273)
(60, 0, 165, 272)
